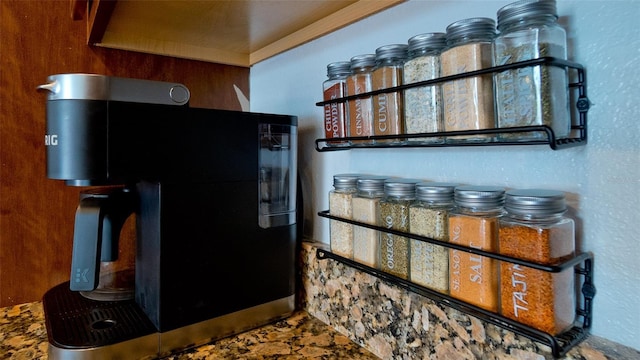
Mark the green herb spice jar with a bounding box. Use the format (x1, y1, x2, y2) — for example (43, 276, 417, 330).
(378, 178, 418, 279)
(409, 182, 457, 293)
(493, 0, 570, 141)
(441, 18, 497, 143)
(498, 189, 575, 335)
(323, 61, 351, 146)
(329, 173, 360, 258)
(352, 175, 388, 268)
(449, 186, 505, 311)
(403, 33, 446, 144)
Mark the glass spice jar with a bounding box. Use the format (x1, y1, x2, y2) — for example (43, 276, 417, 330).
(441, 18, 497, 143)
(346, 54, 376, 146)
(372, 44, 408, 144)
(323, 61, 351, 146)
(449, 186, 505, 311)
(403, 33, 446, 144)
(493, 0, 570, 141)
(329, 173, 360, 258)
(352, 175, 388, 268)
(408, 182, 457, 293)
(378, 178, 418, 279)
(498, 189, 575, 335)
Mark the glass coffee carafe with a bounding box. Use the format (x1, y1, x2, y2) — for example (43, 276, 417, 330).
(72, 187, 137, 301)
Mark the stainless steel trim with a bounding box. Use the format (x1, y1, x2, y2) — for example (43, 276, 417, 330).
(48, 333, 158, 360)
(47, 295, 295, 359)
(159, 295, 295, 357)
(37, 73, 190, 105)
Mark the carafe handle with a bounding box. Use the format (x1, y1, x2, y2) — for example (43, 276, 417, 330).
(70, 196, 105, 291)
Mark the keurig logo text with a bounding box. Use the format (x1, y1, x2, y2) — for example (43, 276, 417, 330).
(44, 134, 58, 146)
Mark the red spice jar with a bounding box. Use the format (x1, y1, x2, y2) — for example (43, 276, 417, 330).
(498, 189, 576, 335)
(323, 61, 351, 146)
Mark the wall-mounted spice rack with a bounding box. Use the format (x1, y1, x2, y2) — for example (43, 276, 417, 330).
(316, 210, 596, 358)
(315, 57, 589, 152)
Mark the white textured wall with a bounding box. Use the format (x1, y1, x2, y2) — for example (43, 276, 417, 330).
(250, 0, 640, 350)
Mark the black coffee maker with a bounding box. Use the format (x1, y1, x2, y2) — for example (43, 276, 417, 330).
(38, 74, 299, 359)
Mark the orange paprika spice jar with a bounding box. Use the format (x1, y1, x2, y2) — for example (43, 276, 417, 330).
(498, 189, 576, 335)
(449, 186, 505, 311)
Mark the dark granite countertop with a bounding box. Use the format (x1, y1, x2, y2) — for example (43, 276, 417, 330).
(300, 242, 640, 360)
(3, 242, 639, 360)
(0, 301, 380, 359)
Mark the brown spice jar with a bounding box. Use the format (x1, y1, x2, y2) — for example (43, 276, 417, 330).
(372, 44, 407, 142)
(441, 18, 496, 142)
(441, 42, 495, 135)
(346, 54, 375, 142)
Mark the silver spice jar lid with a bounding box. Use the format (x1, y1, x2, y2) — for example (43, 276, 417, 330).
(497, 0, 557, 30)
(375, 44, 409, 62)
(407, 33, 446, 53)
(505, 189, 566, 216)
(350, 54, 376, 70)
(333, 173, 361, 190)
(326, 61, 351, 77)
(415, 182, 458, 202)
(356, 175, 388, 192)
(384, 178, 419, 199)
(445, 17, 497, 46)
(454, 185, 505, 209)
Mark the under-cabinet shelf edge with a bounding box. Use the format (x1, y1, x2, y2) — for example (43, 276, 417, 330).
(85, 0, 406, 66)
(249, 0, 406, 65)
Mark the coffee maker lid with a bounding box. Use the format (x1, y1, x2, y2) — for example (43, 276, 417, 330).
(37, 73, 190, 106)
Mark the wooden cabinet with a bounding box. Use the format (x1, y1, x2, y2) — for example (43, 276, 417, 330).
(0, 0, 249, 307)
(76, 0, 405, 66)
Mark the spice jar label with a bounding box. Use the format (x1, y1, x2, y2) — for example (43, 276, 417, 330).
(441, 43, 495, 140)
(373, 67, 404, 139)
(323, 83, 347, 140)
(500, 263, 575, 335)
(448, 216, 499, 311)
(494, 43, 569, 140)
(379, 201, 410, 279)
(347, 75, 374, 139)
(498, 217, 576, 334)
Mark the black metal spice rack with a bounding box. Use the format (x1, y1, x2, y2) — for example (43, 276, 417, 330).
(315, 57, 589, 151)
(316, 210, 596, 358)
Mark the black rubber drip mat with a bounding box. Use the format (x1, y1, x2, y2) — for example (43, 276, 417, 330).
(43, 282, 157, 349)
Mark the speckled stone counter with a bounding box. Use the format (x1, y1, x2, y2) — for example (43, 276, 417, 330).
(0, 302, 379, 359)
(300, 241, 640, 360)
(3, 242, 639, 360)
